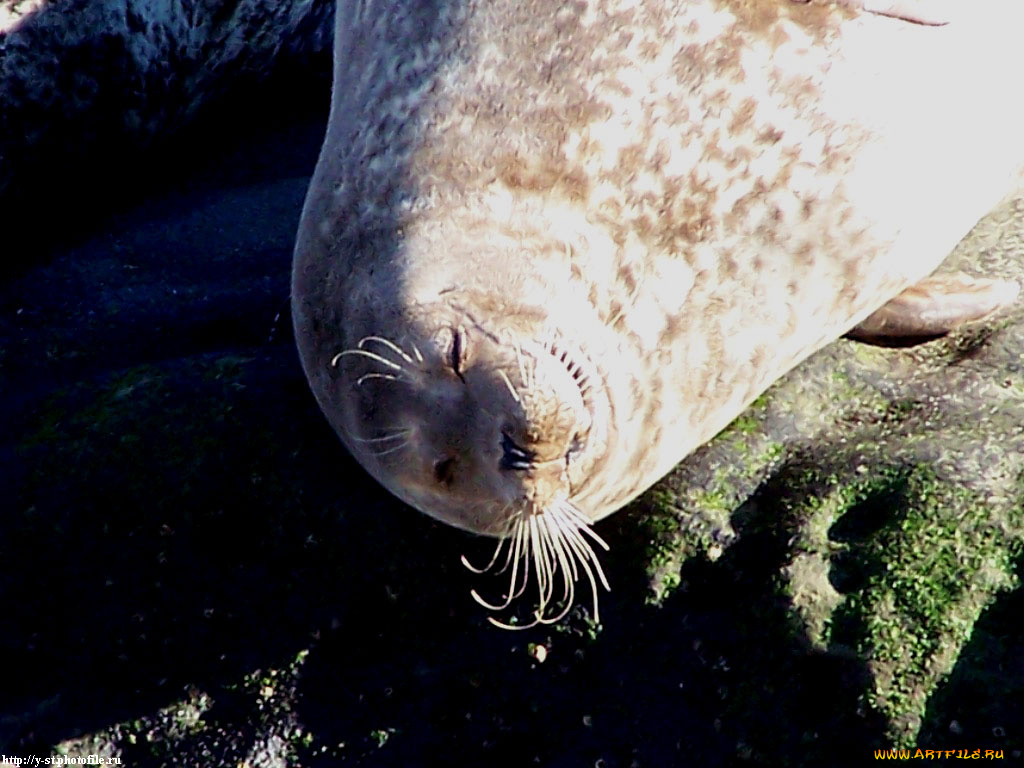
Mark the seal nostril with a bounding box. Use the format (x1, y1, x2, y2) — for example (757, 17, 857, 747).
(566, 432, 584, 464)
(434, 456, 457, 485)
(500, 431, 535, 471)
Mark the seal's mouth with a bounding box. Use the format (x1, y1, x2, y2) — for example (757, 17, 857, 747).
(459, 334, 613, 628)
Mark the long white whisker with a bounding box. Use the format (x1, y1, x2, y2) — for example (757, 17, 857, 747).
(536, 544, 577, 622)
(369, 440, 410, 458)
(558, 500, 612, 552)
(462, 538, 506, 575)
(358, 335, 416, 365)
(507, 519, 531, 601)
(524, 343, 536, 389)
(356, 372, 403, 386)
(557, 534, 603, 623)
(460, 507, 516, 574)
(511, 340, 531, 391)
(332, 348, 404, 372)
(529, 513, 553, 613)
(492, 512, 573, 630)
(549, 503, 610, 622)
(546, 505, 580, 583)
(555, 505, 611, 592)
(538, 514, 557, 610)
(487, 614, 540, 631)
(493, 510, 521, 576)
(533, 513, 574, 625)
(348, 429, 412, 444)
(471, 518, 527, 611)
(545, 513, 576, 605)
(497, 369, 521, 403)
(466, 500, 610, 629)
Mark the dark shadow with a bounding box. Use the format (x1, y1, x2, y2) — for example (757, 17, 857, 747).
(826, 473, 910, 595)
(843, 333, 946, 349)
(919, 555, 1024, 754)
(2, 37, 335, 750)
(0, 0, 333, 277)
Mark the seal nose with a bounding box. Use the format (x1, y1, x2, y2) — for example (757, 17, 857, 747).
(500, 431, 535, 471)
(433, 455, 457, 485)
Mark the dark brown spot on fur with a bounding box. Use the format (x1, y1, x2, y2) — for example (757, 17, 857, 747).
(729, 98, 758, 134)
(617, 264, 639, 295)
(801, 197, 815, 220)
(716, 0, 854, 44)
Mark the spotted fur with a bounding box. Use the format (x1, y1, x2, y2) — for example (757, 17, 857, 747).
(294, 0, 1024, 621)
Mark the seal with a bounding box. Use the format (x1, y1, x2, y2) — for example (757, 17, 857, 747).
(292, 0, 1024, 627)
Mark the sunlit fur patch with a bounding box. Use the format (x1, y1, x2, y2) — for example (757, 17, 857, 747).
(461, 498, 610, 630)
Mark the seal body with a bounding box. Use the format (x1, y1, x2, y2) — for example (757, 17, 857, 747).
(293, 0, 1024, 621)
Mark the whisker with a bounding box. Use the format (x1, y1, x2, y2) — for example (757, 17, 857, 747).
(497, 369, 521, 403)
(536, 512, 561, 614)
(369, 440, 411, 458)
(461, 508, 516, 574)
(358, 335, 417, 366)
(496, 533, 519, 576)
(332, 348, 404, 372)
(548, 503, 610, 623)
(559, 501, 612, 553)
(553, 501, 609, 571)
(510, 339, 531, 391)
(471, 518, 527, 611)
(545, 513, 576, 606)
(533, 513, 575, 624)
(529, 513, 554, 612)
(492, 510, 522, 577)
(348, 429, 412, 444)
(487, 517, 574, 631)
(524, 343, 536, 390)
(467, 499, 611, 629)
(356, 372, 402, 386)
(507, 519, 531, 601)
(462, 538, 506, 575)
(410, 343, 425, 363)
(534, 551, 574, 624)
(545, 506, 580, 584)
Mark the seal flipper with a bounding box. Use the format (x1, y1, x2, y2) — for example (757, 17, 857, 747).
(848, 273, 1020, 341)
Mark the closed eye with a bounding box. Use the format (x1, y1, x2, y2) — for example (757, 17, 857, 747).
(450, 326, 467, 381)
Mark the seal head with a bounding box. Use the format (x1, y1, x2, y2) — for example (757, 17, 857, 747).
(295, 198, 622, 625)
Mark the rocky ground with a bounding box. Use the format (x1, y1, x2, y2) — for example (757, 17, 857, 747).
(3, 13, 1023, 767)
